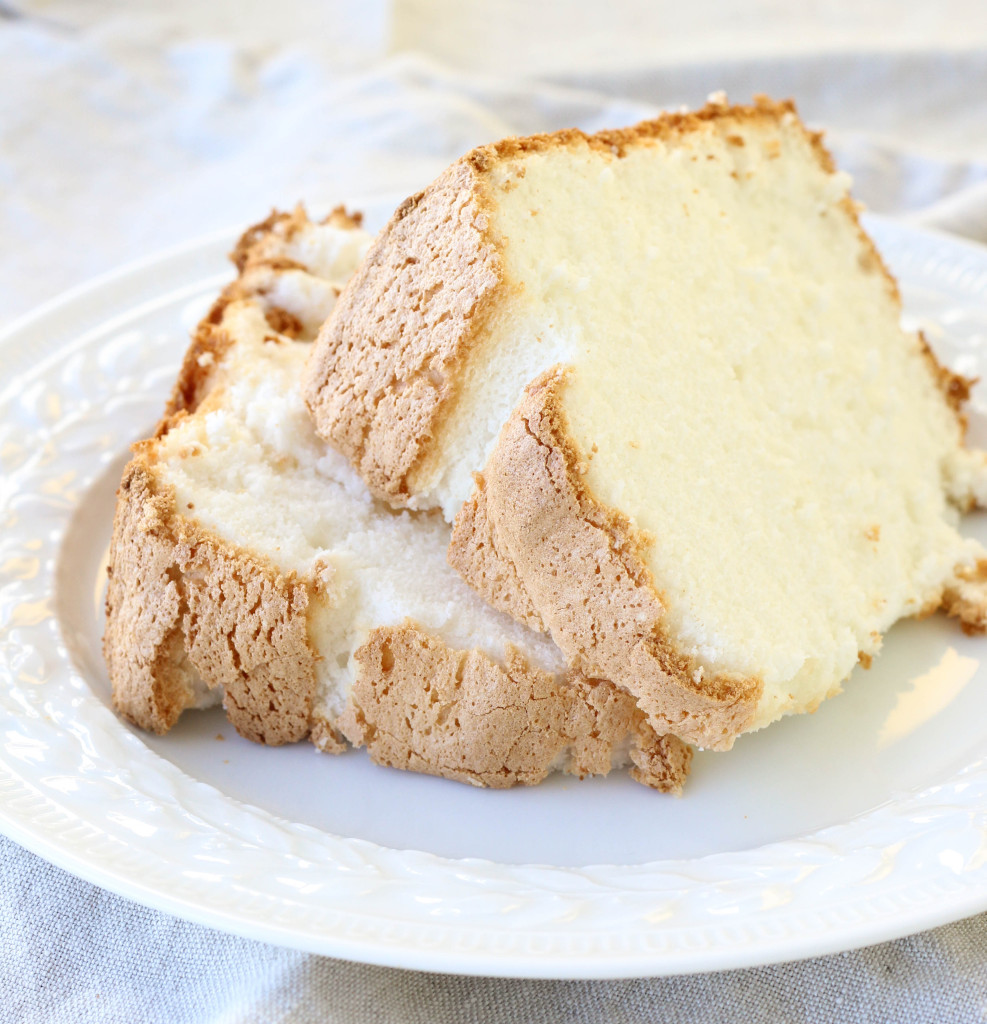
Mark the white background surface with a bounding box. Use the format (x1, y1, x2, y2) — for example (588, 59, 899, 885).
(4, 0, 987, 1020)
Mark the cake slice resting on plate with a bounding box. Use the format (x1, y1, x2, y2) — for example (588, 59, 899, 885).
(304, 95, 987, 751)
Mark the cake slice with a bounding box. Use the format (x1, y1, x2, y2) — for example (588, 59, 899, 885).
(104, 207, 691, 791)
(303, 96, 987, 752)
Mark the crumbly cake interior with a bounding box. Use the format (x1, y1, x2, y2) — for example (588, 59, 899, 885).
(409, 111, 986, 730)
(155, 229, 564, 724)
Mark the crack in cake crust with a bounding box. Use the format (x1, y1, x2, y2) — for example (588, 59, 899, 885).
(447, 474, 546, 633)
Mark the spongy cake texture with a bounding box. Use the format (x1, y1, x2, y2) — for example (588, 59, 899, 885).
(304, 96, 987, 751)
(103, 208, 691, 792)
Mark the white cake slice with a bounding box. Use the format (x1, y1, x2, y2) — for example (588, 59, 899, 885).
(104, 208, 691, 791)
(303, 96, 987, 752)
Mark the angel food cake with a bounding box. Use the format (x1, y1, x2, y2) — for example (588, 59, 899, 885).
(104, 208, 691, 792)
(304, 95, 987, 752)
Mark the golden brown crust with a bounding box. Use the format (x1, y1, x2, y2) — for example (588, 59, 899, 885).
(917, 331, 973, 433)
(230, 205, 362, 273)
(627, 720, 695, 793)
(467, 94, 797, 167)
(104, 458, 319, 745)
(163, 322, 233, 422)
(943, 559, 987, 635)
(109, 206, 348, 745)
(103, 463, 200, 734)
(230, 208, 304, 272)
(447, 473, 546, 632)
(303, 160, 503, 505)
(177, 532, 316, 746)
(165, 206, 362, 424)
(310, 717, 347, 754)
(479, 369, 762, 751)
(339, 623, 690, 792)
(445, 469, 713, 787)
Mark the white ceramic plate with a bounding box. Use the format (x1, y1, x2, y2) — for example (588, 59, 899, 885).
(2, 212, 987, 979)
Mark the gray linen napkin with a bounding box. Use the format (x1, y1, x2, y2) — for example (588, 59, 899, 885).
(3, 834, 987, 1023)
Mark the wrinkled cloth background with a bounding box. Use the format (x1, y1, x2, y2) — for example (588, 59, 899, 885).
(3, 1, 987, 1020)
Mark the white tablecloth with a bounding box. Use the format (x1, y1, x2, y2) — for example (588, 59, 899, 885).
(3, 2, 987, 1019)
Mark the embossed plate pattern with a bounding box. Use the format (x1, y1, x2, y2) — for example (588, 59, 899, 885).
(2, 215, 987, 978)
